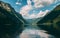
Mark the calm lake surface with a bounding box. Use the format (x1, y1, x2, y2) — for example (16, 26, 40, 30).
(19, 24, 55, 38)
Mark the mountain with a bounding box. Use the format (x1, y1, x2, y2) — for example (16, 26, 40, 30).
(37, 5, 60, 38)
(0, 1, 24, 38)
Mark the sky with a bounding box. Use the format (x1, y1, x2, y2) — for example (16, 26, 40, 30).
(1, 0, 60, 19)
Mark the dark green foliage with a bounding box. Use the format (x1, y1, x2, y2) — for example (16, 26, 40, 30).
(37, 5, 60, 38)
(0, 1, 24, 38)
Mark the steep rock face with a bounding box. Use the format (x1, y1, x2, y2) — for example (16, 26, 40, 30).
(37, 5, 60, 38)
(0, 1, 24, 38)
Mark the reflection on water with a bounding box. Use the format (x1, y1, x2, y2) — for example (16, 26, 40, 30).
(19, 25, 55, 38)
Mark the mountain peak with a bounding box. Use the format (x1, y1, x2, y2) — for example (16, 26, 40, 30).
(0, 1, 15, 12)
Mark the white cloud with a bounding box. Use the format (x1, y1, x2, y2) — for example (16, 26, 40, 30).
(32, 0, 57, 8)
(21, 10, 50, 19)
(20, 4, 50, 19)
(16, 1, 21, 5)
(29, 10, 50, 19)
(27, 0, 31, 5)
(19, 0, 56, 19)
(16, 0, 20, 5)
(28, 13, 36, 19)
(37, 10, 50, 18)
(20, 5, 32, 16)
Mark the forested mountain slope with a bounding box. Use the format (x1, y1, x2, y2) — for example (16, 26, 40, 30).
(37, 5, 60, 38)
(0, 1, 25, 38)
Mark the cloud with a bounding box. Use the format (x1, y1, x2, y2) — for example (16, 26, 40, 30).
(29, 10, 50, 19)
(27, 0, 31, 5)
(20, 5, 32, 16)
(37, 10, 50, 18)
(32, 0, 57, 8)
(21, 10, 50, 19)
(20, 0, 57, 19)
(16, 2, 21, 5)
